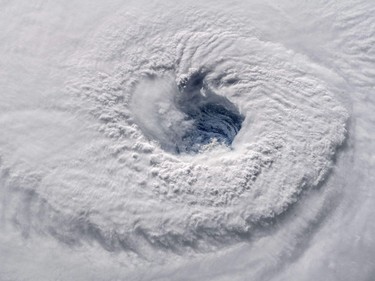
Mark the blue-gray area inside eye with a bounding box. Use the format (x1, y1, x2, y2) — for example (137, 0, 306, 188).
(175, 71, 244, 153)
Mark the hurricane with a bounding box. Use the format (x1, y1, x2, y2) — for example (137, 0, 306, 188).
(0, 1, 374, 281)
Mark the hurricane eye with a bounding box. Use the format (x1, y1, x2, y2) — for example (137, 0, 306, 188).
(131, 72, 244, 154)
(176, 73, 244, 153)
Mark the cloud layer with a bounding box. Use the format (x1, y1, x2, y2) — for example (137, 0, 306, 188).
(0, 0, 374, 280)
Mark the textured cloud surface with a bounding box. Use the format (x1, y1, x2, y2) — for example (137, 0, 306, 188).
(0, 1, 374, 280)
